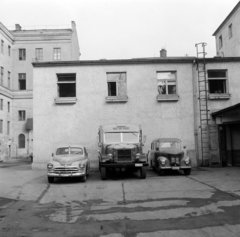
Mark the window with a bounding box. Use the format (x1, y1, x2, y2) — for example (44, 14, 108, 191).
(53, 48, 61, 60)
(107, 72, 127, 97)
(157, 72, 177, 95)
(229, 24, 233, 38)
(219, 36, 223, 49)
(19, 134, 25, 148)
(8, 71, 10, 89)
(0, 67, 3, 85)
(57, 74, 76, 97)
(18, 73, 26, 90)
(0, 99, 3, 110)
(36, 48, 43, 61)
(7, 121, 10, 135)
(8, 102, 10, 113)
(18, 111, 26, 121)
(0, 120, 2, 133)
(8, 45, 11, 56)
(208, 70, 228, 94)
(1, 40, 4, 54)
(19, 49, 26, 60)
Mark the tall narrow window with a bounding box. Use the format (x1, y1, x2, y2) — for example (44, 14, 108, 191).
(0, 120, 3, 133)
(157, 72, 177, 95)
(8, 71, 10, 89)
(0, 99, 3, 110)
(0, 67, 3, 85)
(228, 24, 233, 38)
(7, 121, 10, 135)
(36, 48, 43, 61)
(57, 74, 76, 97)
(53, 48, 61, 60)
(107, 72, 127, 97)
(8, 102, 10, 113)
(219, 36, 223, 49)
(19, 134, 25, 148)
(18, 110, 26, 121)
(8, 45, 11, 56)
(1, 40, 4, 54)
(19, 49, 26, 60)
(18, 73, 26, 90)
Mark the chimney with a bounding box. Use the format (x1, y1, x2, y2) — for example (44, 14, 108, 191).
(15, 24, 22, 31)
(160, 48, 167, 58)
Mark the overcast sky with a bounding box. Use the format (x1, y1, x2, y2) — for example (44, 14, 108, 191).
(1, 0, 239, 60)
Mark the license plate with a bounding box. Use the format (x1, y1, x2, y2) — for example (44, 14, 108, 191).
(172, 167, 179, 170)
(135, 164, 143, 167)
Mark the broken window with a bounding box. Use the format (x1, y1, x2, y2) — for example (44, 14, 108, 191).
(57, 73, 76, 97)
(19, 49, 26, 60)
(157, 72, 177, 95)
(18, 111, 26, 121)
(18, 73, 26, 90)
(107, 72, 127, 97)
(208, 70, 227, 94)
(19, 134, 25, 148)
(53, 48, 61, 60)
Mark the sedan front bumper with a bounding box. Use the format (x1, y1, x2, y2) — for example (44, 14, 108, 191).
(47, 171, 85, 178)
(159, 166, 191, 170)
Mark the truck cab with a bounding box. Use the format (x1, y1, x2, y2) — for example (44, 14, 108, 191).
(98, 124, 148, 180)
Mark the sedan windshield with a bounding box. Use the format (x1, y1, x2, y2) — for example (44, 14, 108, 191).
(56, 147, 83, 155)
(104, 132, 139, 143)
(160, 141, 181, 149)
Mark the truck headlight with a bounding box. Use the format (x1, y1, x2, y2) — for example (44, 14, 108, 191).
(108, 153, 113, 159)
(185, 157, 190, 165)
(160, 158, 166, 165)
(136, 153, 140, 159)
(47, 163, 53, 169)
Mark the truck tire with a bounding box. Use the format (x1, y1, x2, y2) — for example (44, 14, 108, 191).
(48, 177, 54, 183)
(140, 167, 147, 179)
(158, 167, 164, 176)
(100, 167, 107, 180)
(184, 169, 191, 176)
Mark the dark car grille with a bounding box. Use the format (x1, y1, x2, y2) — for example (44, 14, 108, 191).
(168, 155, 181, 166)
(54, 166, 79, 173)
(117, 149, 132, 162)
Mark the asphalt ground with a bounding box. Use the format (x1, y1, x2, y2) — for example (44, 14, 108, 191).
(0, 159, 240, 237)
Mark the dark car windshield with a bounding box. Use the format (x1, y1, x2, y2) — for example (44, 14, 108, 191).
(104, 132, 139, 143)
(56, 147, 83, 155)
(160, 141, 181, 149)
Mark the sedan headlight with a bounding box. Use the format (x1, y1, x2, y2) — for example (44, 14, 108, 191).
(47, 163, 53, 169)
(79, 163, 86, 168)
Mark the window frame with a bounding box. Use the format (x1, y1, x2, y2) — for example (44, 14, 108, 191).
(7, 102, 10, 113)
(18, 73, 26, 90)
(228, 24, 233, 39)
(0, 99, 3, 110)
(0, 120, 3, 133)
(0, 67, 3, 86)
(53, 48, 61, 60)
(219, 35, 223, 49)
(36, 48, 43, 61)
(1, 40, 4, 54)
(18, 110, 26, 121)
(7, 121, 10, 135)
(18, 134, 25, 148)
(8, 71, 10, 89)
(208, 69, 230, 100)
(19, 49, 26, 60)
(8, 45, 11, 56)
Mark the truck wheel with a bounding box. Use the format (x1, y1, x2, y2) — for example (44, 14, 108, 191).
(158, 167, 164, 176)
(184, 169, 191, 176)
(100, 167, 107, 180)
(140, 167, 146, 179)
(48, 177, 54, 183)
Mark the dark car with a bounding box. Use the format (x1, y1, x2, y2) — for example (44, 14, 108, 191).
(148, 138, 191, 176)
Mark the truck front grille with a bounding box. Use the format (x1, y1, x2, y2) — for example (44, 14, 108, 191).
(117, 149, 132, 162)
(54, 166, 79, 173)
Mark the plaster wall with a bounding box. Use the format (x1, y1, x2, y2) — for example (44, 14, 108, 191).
(215, 7, 240, 57)
(32, 62, 196, 170)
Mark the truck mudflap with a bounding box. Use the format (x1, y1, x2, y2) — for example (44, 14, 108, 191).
(100, 163, 148, 168)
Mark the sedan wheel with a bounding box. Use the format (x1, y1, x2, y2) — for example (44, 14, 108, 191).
(81, 175, 87, 182)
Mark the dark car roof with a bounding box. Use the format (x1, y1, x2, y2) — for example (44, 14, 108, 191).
(151, 138, 182, 143)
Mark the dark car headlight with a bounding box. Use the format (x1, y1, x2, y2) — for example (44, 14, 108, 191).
(47, 163, 53, 169)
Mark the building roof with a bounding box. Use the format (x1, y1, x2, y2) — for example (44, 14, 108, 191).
(213, 1, 240, 36)
(211, 103, 240, 117)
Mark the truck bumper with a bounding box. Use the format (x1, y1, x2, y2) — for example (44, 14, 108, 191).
(100, 163, 148, 168)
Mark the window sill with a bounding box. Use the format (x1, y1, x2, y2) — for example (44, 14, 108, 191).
(54, 97, 77, 104)
(105, 96, 128, 103)
(208, 94, 231, 100)
(156, 94, 179, 102)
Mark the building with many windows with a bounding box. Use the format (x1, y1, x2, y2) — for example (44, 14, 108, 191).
(0, 21, 80, 160)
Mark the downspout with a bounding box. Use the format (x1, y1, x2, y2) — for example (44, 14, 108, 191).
(192, 60, 199, 167)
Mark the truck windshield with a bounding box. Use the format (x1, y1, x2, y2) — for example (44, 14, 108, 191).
(104, 132, 139, 143)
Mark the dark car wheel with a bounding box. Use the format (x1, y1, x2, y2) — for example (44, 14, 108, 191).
(81, 174, 87, 182)
(184, 169, 191, 176)
(158, 167, 165, 176)
(140, 167, 147, 179)
(48, 177, 54, 183)
(100, 167, 107, 180)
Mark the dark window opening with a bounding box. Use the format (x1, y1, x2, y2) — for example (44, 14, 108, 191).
(208, 71, 226, 78)
(19, 80, 26, 90)
(19, 134, 25, 148)
(108, 82, 117, 96)
(209, 80, 226, 94)
(57, 73, 76, 98)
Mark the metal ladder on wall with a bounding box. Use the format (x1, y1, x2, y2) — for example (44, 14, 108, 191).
(195, 43, 211, 166)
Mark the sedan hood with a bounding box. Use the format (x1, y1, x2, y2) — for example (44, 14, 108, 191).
(107, 143, 137, 150)
(53, 155, 84, 165)
(160, 148, 183, 156)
